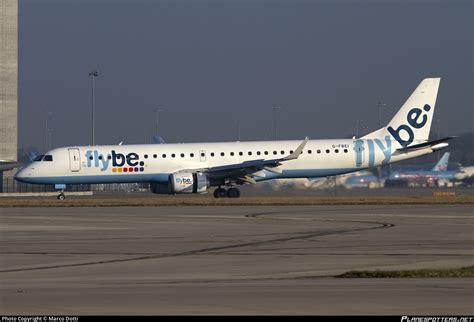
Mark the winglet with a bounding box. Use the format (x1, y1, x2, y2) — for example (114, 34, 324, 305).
(282, 137, 309, 161)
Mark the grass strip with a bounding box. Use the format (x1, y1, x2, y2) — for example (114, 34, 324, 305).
(337, 266, 474, 278)
(0, 195, 473, 207)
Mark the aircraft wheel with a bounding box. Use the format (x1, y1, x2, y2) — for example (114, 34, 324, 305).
(227, 187, 241, 198)
(57, 193, 66, 200)
(213, 188, 227, 198)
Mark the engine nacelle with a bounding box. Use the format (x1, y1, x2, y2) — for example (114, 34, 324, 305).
(150, 172, 209, 194)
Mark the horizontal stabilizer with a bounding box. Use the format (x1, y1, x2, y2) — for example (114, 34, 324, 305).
(393, 136, 456, 154)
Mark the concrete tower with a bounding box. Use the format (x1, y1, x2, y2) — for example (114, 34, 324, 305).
(0, 0, 18, 192)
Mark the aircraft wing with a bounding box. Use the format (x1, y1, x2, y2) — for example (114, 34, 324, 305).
(205, 159, 281, 184)
(190, 137, 309, 184)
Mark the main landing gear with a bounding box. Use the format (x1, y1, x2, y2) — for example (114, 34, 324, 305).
(213, 187, 241, 198)
(57, 192, 66, 200)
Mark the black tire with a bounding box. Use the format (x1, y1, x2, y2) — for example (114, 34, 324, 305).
(218, 188, 227, 198)
(57, 194, 65, 200)
(227, 187, 241, 198)
(213, 188, 227, 198)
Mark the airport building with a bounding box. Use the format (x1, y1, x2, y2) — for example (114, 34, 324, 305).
(0, 0, 18, 192)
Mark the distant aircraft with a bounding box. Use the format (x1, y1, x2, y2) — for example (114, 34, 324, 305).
(385, 152, 455, 187)
(345, 152, 454, 188)
(454, 165, 474, 186)
(15, 78, 453, 199)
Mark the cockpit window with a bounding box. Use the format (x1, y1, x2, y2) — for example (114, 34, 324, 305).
(33, 155, 44, 162)
(43, 155, 53, 162)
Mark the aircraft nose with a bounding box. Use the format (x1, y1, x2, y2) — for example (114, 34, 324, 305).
(14, 168, 29, 183)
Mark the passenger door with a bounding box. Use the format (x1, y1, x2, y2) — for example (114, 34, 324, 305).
(68, 148, 81, 172)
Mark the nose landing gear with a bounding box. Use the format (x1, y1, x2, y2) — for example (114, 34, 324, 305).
(54, 184, 67, 201)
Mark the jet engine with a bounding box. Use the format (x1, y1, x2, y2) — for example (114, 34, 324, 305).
(150, 172, 209, 194)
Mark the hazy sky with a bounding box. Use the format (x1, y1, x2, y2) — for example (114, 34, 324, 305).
(18, 0, 473, 151)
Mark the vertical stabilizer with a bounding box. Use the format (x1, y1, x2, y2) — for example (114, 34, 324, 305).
(362, 78, 441, 148)
(432, 152, 450, 171)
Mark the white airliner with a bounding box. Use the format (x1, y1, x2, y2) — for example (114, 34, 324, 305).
(15, 78, 453, 199)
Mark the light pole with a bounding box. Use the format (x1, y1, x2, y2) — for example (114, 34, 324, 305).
(89, 70, 99, 145)
(272, 106, 280, 140)
(376, 101, 387, 185)
(154, 108, 164, 137)
(377, 101, 386, 128)
(437, 119, 440, 161)
(235, 120, 241, 141)
(45, 111, 51, 151)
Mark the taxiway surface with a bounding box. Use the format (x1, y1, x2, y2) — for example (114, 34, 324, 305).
(0, 205, 472, 314)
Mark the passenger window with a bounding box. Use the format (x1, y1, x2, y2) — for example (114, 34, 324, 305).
(317, 149, 321, 154)
(171, 154, 176, 158)
(264, 151, 268, 155)
(89, 156, 93, 160)
(180, 153, 185, 158)
(190, 153, 194, 157)
(211, 152, 215, 157)
(98, 155, 102, 160)
(221, 152, 225, 156)
(290, 150, 294, 154)
(43, 155, 53, 162)
(257, 151, 261, 155)
(162, 154, 166, 158)
(273, 151, 277, 155)
(248, 151, 252, 156)
(335, 149, 339, 153)
(201, 152, 205, 157)
(239, 152, 243, 156)
(230, 152, 234, 156)
(344, 149, 348, 153)
(326, 149, 330, 153)
(144, 154, 148, 159)
(153, 154, 157, 158)
(280, 150, 285, 155)
(308, 150, 312, 154)
(107, 155, 111, 160)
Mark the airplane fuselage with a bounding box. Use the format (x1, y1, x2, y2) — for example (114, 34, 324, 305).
(15, 138, 433, 186)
